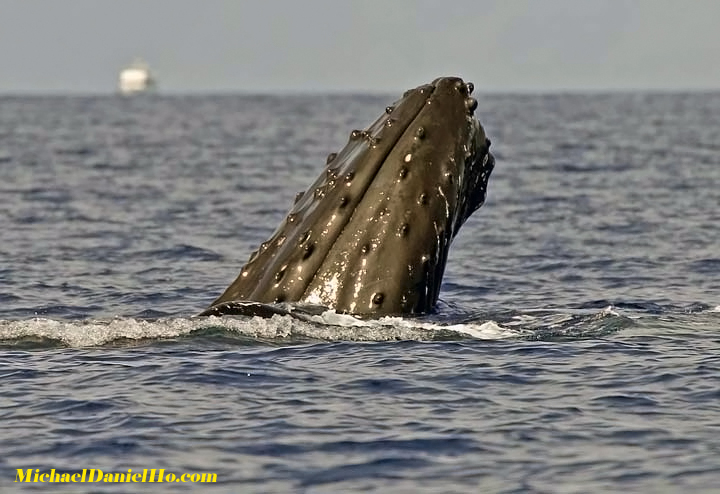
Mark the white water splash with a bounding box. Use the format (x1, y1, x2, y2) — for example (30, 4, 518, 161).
(0, 317, 206, 347)
(0, 311, 521, 348)
(0, 304, 631, 348)
(300, 309, 520, 340)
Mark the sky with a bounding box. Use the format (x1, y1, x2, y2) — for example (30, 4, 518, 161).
(0, 0, 718, 94)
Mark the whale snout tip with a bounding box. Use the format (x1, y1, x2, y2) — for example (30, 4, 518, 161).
(430, 76, 476, 98)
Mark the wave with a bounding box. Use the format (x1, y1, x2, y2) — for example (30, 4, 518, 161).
(0, 305, 639, 348)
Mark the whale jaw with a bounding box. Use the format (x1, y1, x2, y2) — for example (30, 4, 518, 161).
(205, 76, 495, 317)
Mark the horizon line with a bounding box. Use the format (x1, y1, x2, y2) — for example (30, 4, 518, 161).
(1, 85, 720, 97)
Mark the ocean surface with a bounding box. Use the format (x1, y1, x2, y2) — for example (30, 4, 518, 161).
(1, 89, 718, 493)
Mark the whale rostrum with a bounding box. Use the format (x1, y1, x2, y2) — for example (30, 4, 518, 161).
(203, 77, 495, 317)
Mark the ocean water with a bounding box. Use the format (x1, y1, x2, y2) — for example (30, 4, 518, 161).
(1, 90, 719, 493)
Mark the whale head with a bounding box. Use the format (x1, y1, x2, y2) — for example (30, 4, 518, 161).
(204, 76, 495, 317)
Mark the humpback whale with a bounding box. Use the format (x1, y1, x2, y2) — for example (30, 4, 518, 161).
(202, 76, 495, 317)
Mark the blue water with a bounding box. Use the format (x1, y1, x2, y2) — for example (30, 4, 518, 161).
(1, 91, 719, 493)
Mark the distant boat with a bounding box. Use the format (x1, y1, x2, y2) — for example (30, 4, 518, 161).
(118, 59, 156, 95)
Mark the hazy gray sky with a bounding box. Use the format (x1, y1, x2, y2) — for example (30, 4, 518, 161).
(1, 0, 718, 93)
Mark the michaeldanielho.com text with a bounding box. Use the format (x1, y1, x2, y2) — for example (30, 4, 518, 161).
(15, 469, 217, 484)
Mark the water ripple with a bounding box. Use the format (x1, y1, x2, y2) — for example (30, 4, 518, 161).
(1, 93, 719, 492)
